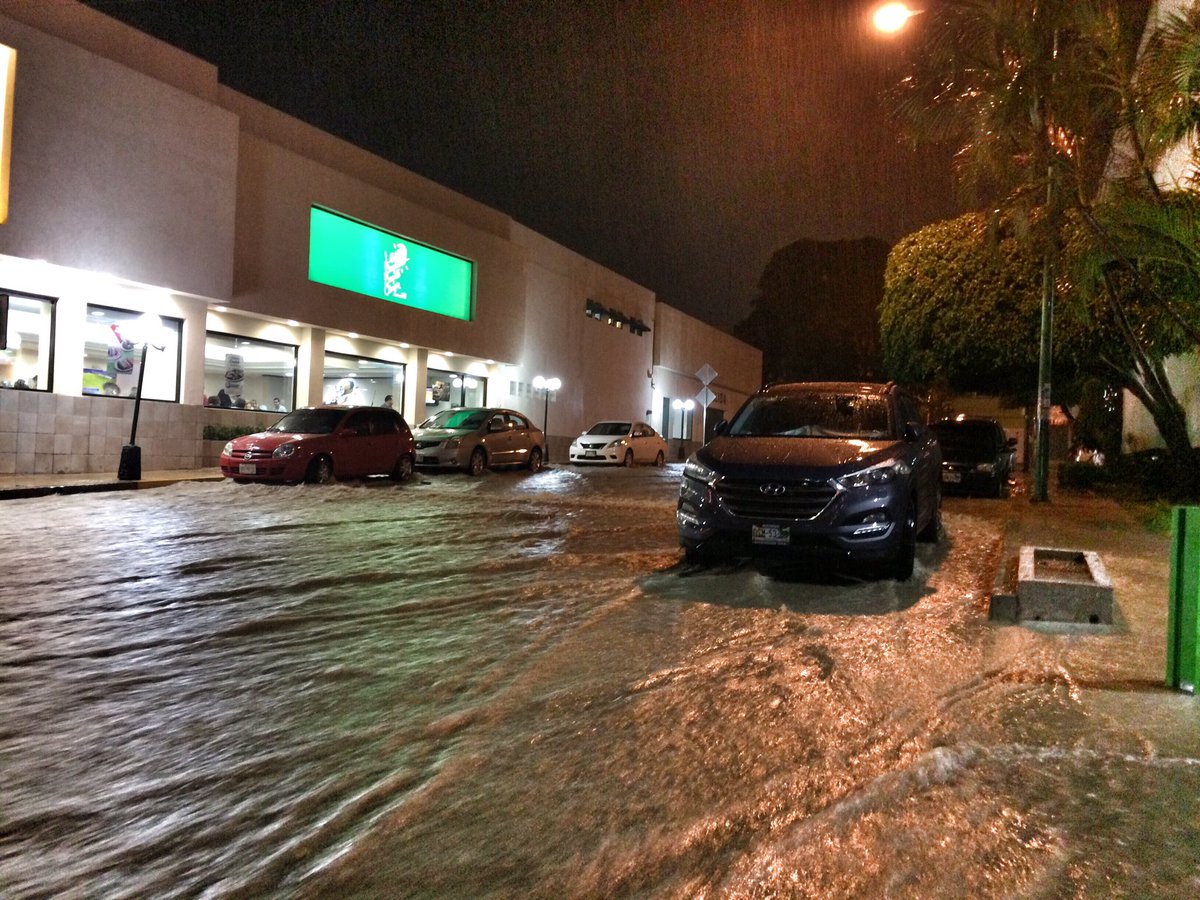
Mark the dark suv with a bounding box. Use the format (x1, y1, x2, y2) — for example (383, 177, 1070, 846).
(677, 382, 942, 579)
(930, 416, 1016, 497)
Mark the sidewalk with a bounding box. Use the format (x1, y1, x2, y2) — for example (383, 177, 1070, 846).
(0, 467, 224, 500)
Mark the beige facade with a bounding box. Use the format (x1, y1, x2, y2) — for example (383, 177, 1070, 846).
(0, 1, 760, 475)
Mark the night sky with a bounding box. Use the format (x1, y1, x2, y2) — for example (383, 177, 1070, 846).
(83, 0, 960, 330)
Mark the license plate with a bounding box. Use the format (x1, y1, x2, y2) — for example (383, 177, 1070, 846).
(238, 463, 257, 475)
(585, 451, 598, 458)
(752, 523, 790, 546)
(942, 471, 961, 483)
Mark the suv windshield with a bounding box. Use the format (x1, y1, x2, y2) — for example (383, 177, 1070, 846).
(932, 421, 1000, 452)
(728, 392, 891, 439)
(421, 409, 488, 430)
(267, 408, 344, 434)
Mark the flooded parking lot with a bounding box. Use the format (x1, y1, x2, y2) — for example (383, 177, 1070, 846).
(2, 465, 1197, 898)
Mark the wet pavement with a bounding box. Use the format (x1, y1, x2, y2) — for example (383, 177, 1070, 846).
(2, 465, 1197, 897)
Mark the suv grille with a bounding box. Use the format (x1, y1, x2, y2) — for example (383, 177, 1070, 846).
(715, 476, 837, 520)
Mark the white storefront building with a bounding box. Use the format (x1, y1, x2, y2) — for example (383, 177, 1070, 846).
(0, 2, 760, 476)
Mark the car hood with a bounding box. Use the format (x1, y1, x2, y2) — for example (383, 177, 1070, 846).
(697, 435, 905, 477)
(231, 432, 308, 451)
(413, 427, 473, 440)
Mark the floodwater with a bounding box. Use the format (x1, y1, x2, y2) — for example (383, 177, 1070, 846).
(2, 465, 1198, 898)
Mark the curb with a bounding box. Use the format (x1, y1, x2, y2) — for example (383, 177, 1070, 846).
(0, 475, 226, 501)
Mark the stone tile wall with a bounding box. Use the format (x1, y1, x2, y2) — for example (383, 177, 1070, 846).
(0, 389, 279, 475)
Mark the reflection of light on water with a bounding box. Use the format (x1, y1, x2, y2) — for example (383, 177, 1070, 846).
(510, 468, 585, 496)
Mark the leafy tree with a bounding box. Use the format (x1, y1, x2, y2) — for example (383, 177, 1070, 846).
(891, 0, 1200, 459)
(882, 205, 1200, 447)
(881, 211, 1065, 399)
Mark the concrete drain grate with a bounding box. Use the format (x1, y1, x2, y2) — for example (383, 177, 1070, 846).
(990, 546, 1114, 625)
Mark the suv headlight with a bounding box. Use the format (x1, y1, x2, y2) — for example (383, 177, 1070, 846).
(273, 443, 297, 459)
(682, 456, 716, 485)
(837, 458, 911, 489)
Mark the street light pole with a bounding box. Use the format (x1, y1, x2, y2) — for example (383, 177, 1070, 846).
(117, 313, 164, 481)
(532, 374, 561, 463)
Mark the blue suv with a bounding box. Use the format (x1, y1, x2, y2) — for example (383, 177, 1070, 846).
(677, 382, 942, 579)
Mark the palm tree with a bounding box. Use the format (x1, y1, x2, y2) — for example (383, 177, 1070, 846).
(891, 0, 1200, 467)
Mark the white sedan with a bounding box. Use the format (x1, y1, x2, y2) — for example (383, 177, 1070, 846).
(569, 421, 668, 467)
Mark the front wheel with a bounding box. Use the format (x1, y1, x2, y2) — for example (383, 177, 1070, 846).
(654, 450, 665, 467)
(623, 450, 635, 468)
(527, 446, 543, 473)
(466, 446, 487, 477)
(917, 488, 942, 543)
(306, 455, 334, 484)
(891, 502, 917, 581)
(390, 453, 414, 482)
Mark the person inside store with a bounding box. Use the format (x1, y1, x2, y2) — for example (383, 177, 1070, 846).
(381, 395, 394, 409)
(217, 388, 232, 407)
(273, 397, 287, 412)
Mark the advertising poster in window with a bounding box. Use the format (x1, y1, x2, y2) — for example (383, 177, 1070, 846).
(225, 353, 245, 404)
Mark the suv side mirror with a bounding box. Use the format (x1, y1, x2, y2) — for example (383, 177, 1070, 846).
(903, 422, 920, 442)
(713, 420, 729, 436)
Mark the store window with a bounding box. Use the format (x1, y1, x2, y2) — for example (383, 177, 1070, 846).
(205, 332, 297, 411)
(424, 368, 486, 418)
(83, 306, 181, 401)
(322, 353, 406, 412)
(0, 292, 54, 391)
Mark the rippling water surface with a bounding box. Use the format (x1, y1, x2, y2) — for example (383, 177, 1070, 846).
(2, 466, 1197, 898)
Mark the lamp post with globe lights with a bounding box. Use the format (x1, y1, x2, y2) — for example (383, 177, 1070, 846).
(532, 374, 561, 462)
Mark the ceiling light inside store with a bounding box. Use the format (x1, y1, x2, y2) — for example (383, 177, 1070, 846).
(214, 306, 228, 313)
(348, 332, 358, 338)
(287, 319, 299, 326)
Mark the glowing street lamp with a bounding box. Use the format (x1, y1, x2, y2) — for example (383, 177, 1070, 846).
(117, 312, 166, 481)
(532, 374, 561, 462)
(872, 2, 918, 34)
(671, 397, 696, 443)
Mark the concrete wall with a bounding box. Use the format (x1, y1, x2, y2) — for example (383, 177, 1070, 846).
(0, 11, 238, 300)
(0, 389, 277, 476)
(232, 127, 527, 367)
(511, 223, 656, 453)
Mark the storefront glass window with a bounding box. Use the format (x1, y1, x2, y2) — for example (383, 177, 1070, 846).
(1, 292, 53, 392)
(205, 333, 297, 411)
(424, 368, 486, 418)
(83, 306, 181, 401)
(322, 353, 405, 412)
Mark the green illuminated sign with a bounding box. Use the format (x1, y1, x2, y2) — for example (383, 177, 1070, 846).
(308, 207, 473, 321)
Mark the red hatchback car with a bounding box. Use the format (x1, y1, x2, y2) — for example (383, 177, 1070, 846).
(220, 406, 416, 484)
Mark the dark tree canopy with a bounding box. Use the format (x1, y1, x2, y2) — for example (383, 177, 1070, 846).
(736, 237, 889, 384)
(880, 213, 1049, 399)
